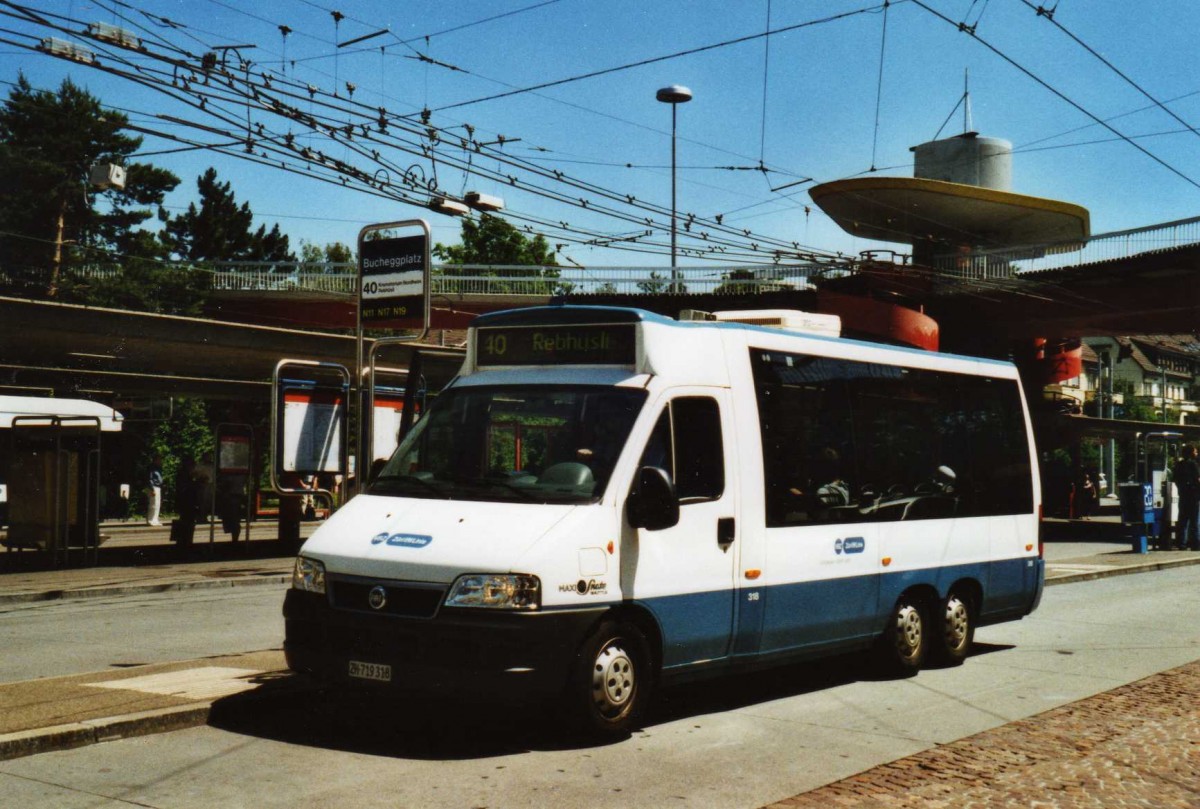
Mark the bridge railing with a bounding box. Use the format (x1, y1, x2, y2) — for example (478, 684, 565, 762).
(2, 261, 841, 298)
(933, 215, 1200, 279)
(200, 262, 835, 296)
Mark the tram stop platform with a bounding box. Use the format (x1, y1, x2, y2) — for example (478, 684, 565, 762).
(1, 515, 1199, 768)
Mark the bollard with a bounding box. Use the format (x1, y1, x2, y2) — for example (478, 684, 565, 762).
(1130, 522, 1149, 554)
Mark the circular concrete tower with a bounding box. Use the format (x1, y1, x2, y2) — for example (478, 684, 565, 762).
(911, 132, 1012, 191)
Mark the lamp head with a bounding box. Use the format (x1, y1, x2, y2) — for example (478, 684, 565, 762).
(656, 85, 693, 104)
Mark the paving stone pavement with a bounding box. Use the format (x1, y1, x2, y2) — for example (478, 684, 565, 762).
(769, 660, 1200, 808)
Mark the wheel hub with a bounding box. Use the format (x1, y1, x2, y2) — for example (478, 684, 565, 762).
(894, 604, 923, 660)
(944, 597, 969, 649)
(592, 643, 635, 715)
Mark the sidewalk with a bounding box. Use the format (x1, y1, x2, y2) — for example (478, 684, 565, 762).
(0, 519, 318, 603)
(1, 518, 1199, 764)
(771, 658, 1200, 808)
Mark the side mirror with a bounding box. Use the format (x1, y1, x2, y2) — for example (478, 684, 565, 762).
(627, 466, 679, 531)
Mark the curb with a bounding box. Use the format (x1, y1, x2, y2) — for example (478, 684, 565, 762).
(1044, 553, 1200, 586)
(0, 704, 212, 762)
(0, 573, 291, 606)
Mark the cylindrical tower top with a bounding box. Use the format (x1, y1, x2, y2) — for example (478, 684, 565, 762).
(911, 133, 1012, 191)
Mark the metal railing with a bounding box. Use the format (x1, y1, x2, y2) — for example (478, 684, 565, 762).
(59, 262, 835, 297)
(933, 215, 1200, 279)
(4, 261, 840, 298)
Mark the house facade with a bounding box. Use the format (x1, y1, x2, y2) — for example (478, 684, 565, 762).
(1052, 335, 1200, 424)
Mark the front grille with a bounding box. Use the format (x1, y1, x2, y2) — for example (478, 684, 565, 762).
(329, 577, 445, 618)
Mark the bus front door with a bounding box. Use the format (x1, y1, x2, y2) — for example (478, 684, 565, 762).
(625, 391, 738, 671)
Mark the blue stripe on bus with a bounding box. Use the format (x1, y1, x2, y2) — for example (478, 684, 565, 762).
(636, 556, 1042, 671)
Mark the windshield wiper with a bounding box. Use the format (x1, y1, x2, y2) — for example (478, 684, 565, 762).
(447, 475, 540, 501)
(370, 474, 446, 497)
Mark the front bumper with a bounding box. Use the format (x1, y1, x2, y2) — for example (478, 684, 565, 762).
(283, 588, 606, 702)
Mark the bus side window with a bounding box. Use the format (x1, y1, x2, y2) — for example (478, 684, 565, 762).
(636, 397, 724, 502)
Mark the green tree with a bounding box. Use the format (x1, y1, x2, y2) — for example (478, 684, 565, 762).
(713, 268, 757, 295)
(144, 398, 214, 514)
(0, 75, 180, 297)
(637, 271, 669, 294)
(162, 167, 295, 263)
(433, 214, 566, 294)
(299, 240, 355, 268)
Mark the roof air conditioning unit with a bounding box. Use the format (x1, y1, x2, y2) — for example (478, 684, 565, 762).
(710, 309, 841, 338)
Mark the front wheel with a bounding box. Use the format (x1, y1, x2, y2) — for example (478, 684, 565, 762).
(569, 620, 652, 736)
(932, 593, 974, 666)
(878, 595, 928, 675)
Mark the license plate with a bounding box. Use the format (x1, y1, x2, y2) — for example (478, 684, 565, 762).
(348, 660, 392, 682)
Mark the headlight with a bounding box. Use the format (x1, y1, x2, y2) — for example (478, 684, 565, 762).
(292, 556, 326, 594)
(445, 574, 540, 610)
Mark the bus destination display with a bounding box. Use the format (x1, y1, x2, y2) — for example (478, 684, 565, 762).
(476, 324, 635, 366)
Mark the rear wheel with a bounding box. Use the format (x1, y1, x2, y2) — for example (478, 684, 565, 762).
(570, 620, 652, 736)
(879, 595, 928, 674)
(932, 593, 974, 665)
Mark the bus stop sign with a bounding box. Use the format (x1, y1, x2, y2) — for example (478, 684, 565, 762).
(358, 220, 431, 331)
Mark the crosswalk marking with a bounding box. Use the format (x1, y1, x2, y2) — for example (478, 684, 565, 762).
(85, 667, 262, 700)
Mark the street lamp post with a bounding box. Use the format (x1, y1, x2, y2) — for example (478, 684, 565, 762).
(656, 84, 692, 292)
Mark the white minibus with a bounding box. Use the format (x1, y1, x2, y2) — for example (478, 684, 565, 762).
(284, 305, 1043, 735)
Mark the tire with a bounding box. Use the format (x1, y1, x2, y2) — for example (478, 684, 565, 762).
(569, 620, 652, 736)
(932, 592, 974, 666)
(878, 595, 928, 675)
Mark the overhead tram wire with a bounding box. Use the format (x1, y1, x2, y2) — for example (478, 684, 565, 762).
(140, 3, 816, 252)
(3, 1, 845, 264)
(431, 2, 896, 113)
(4, 46, 799, 265)
(869, 0, 890, 171)
(289, 0, 563, 54)
(757, 0, 772, 171)
(104, 0, 827, 213)
(1017, 0, 1200, 145)
(3, 17, 766, 265)
(909, 0, 1200, 194)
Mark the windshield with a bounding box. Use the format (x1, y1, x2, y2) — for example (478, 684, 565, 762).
(370, 384, 646, 504)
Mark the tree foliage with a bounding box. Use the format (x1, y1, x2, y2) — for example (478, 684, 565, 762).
(434, 214, 568, 294)
(299, 240, 354, 268)
(0, 75, 180, 297)
(146, 397, 214, 513)
(162, 167, 295, 263)
(435, 214, 558, 266)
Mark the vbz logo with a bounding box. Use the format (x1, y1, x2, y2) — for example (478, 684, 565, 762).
(370, 532, 432, 548)
(834, 536, 865, 555)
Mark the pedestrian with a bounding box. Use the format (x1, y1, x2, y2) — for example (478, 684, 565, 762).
(301, 474, 317, 521)
(216, 474, 246, 543)
(1173, 445, 1200, 550)
(171, 457, 198, 547)
(1079, 472, 1097, 520)
(146, 455, 164, 526)
(117, 483, 130, 522)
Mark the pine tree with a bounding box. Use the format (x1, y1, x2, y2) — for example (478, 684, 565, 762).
(0, 74, 180, 296)
(162, 167, 295, 263)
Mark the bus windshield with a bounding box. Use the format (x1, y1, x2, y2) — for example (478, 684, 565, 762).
(370, 385, 647, 504)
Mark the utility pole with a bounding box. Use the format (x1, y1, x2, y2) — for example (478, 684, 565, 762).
(49, 197, 67, 297)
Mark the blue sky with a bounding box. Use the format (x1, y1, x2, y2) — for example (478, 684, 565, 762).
(4, 0, 1200, 267)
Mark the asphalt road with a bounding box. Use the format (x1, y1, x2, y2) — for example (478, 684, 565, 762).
(1, 566, 1198, 808)
(0, 585, 287, 683)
